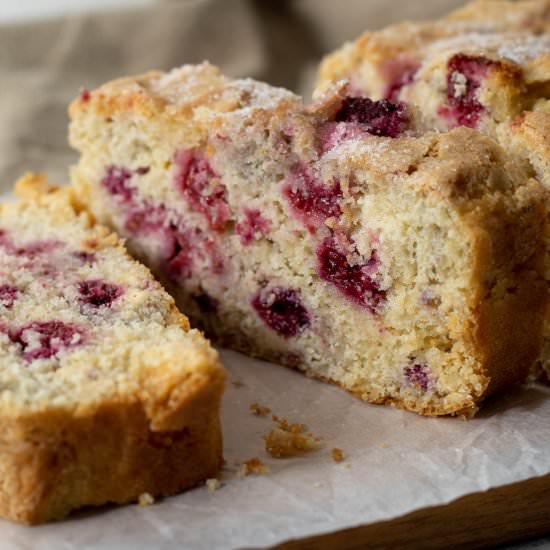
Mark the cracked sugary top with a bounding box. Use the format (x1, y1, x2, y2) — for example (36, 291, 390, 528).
(70, 63, 300, 124)
(69, 59, 544, 208)
(316, 0, 550, 93)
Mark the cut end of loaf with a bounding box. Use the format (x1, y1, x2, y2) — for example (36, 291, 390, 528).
(69, 63, 547, 418)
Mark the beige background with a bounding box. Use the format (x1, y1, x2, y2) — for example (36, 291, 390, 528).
(0, 0, 465, 187)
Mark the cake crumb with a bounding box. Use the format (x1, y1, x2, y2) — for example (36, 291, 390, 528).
(264, 415, 321, 458)
(237, 457, 270, 478)
(331, 447, 345, 463)
(206, 478, 222, 492)
(250, 402, 271, 416)
(138, 492, 155, 507)
(231, 377, 245, 388)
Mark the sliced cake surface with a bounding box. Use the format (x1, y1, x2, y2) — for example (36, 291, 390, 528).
(316, 0, 550, 376)
(69, 63, 547, 417)
(0, 174, 225, 524)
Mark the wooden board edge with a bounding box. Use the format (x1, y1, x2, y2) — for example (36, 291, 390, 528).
(273, 473, 550, 550)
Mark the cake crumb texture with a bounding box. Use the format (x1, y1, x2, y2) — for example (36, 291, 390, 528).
(265, 416, 322, 458)
(316, 0, 550, 378)
(0, 174, 225, 524)
(250, 402, 271, 417)
(206, 478, 222, 492)
(331, 448, 345, 463)
(237, 457, 270, 477)
(138, 493, 155, 507)
(69, 59, 547, 417)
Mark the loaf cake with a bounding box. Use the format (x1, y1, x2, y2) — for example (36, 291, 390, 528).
(68, 63, 547, 417)
(316, 0, 550, 376)
(0, 174, 225, 524)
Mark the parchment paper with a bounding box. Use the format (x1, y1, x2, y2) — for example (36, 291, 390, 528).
(1, 1, 549, 548)
(0, 349, 549, 549)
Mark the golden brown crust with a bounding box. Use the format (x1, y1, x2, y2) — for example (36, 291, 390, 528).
(0, 174, 225, 523)
(0, 395, 223, 524)
(68, 63, 300, 142)
(465, 180, 548, 397)
(448, 0, 550, 32)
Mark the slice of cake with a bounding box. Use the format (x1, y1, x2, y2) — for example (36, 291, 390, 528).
(68, 63, 547, 418)
(0, 174, 225, 524)
(315, 0, 550, 376)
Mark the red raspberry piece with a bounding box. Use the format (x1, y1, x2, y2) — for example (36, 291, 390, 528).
(252, 286, 310, 338)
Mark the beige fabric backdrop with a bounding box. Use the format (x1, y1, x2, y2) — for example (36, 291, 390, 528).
(0, 0, 465, 187)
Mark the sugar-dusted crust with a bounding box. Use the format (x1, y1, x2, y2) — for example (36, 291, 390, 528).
(69, 64, 547, 418)
(0, 174, 225, 524)
(316, 0, 550, 100)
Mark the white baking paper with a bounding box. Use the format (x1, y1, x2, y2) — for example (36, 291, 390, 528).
(0, 347, 549, 550)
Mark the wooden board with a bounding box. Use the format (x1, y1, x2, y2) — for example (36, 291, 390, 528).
(275, 474, 550, 550)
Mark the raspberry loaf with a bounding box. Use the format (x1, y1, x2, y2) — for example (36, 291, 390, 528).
(316, 0, 550, 375)
(0, 174, 225, 524)
(69, 63, 547, 417)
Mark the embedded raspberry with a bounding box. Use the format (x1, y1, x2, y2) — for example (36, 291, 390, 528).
(174, 150, 230, 231)
(122, 199, 223, 281)
(10, 321, 85, 361)
(165, 230, 194, 281)
(404, 360, 432, 392)
(16, 240, 61, 258)
(252, 286, 310, 338)
(383, 57, 420, 101)
(102, 166, 134, 202)
(235, 209, 271, 245)
(78, 279, 123, 308)
(0, 284, 18, 309)
(439, 54, 498, 128)
(317, 237, 385, 313)
(283, 165, 341, 230)
(335, 97, 408, 138)
(125, 202, 166, 236)
(0, 230, 10, 248)
(80, 88, 91, 102)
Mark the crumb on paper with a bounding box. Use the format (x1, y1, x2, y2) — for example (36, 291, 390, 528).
(331, 447, 345, 463)
(231, 377, 245, 388)
(264, 415, 321, 458)
(206, 478, 222, 492)
(250, 402, 272, 416)
(237, 457, 270, 478)
(379, 442, 390, 449)
(138, 492, 155, 506)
